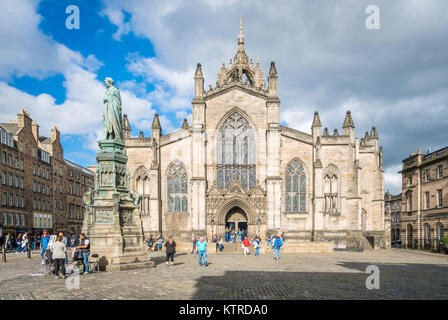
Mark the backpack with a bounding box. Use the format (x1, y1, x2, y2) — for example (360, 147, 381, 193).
(276, 240, 281, 248)
(73, 248, 83, 261)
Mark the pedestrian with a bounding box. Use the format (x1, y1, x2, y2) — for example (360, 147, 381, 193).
(224, 227, 229, 242)
(191, 235, 197, 254)
(76, 233, 90, 274)
(254, 238, 260, 256)
(157, 233, 164, 252)
(15, 233, 22, 253)
(148, 234, 154, 251)
(164, 236, 176, 266)
(273, 235, 283, 260)
(40, 230, 50, 263)
(51, 236, 67, 279)
(214, 235, 219, 252)
(242, 237, 251, 255)
(58, 232, 69, 264)
(238, 229, 242, 242)
(6, 233, 13, 252)
(218, 237, 224, 253)
(196, 236, 208, 266)
(21, 232, 29, 253)
(266, 234, 271, 248)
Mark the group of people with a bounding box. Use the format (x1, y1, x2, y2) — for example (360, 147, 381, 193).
(144, 233, 165, 252)
(0, 232, 84, 254)
(224, 228, 247, 243)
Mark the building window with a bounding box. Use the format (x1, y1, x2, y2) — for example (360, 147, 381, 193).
(1, 170, 5, 184)
(3, 213, 7, 226)
(216, 111, 256, 190)
(20, 158, 24, 171)
(437, 224, 444, 243)
(21, 214, 25, 226)
(424, 224, 431, 244)
(8, 173, 12, 186)
(437, 189, 442, 208)
(9, 193, 13, 206)
(408, 176, 412, 185)
(2, 192, 6, 205)
(424, 191, 430, 209)
(323, 166, 339, 213)
(9, 212, 14, 225)
(1, 151, 5, 164)
(285, 159, 307, 212)
(437, 165, 443, 179)
(20, 177, 24, 189)
(423, 170, 429, 182)
(134, 166, 150, 214)
(8, 154, 12, 167)
(406, 191, 413, 212)
(167, 161, 188, 213)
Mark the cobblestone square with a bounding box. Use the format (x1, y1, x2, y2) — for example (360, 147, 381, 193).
(0, 249, 447, 300)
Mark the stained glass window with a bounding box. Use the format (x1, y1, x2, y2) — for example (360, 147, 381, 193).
(217, 111, 256, 189)
(285, 160, 306, 212)
(167, 161, 188, 212)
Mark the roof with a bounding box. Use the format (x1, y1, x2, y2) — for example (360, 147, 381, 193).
(64, 158, 94, 177)
(38, 135, 51, 144)
(0, 123, 19, 134)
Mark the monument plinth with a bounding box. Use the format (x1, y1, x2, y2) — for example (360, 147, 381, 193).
(82, 77, 153, 271)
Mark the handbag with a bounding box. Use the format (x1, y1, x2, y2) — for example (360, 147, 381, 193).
(73, 248, 83, 261)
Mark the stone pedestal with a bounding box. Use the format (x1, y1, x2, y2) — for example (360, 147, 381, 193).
(82, 140, 154, 271)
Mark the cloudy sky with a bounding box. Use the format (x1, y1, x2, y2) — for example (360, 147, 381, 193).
(0, 0, 447, 194)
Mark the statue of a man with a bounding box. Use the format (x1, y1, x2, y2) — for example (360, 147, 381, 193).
(103, 77, 123, 141)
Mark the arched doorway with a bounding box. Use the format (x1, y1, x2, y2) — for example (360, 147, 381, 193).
(225, 207, 248, 234)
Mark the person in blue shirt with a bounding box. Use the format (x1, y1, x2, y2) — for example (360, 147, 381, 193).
(195, 237, 208, 267)
(40, 229, 51, 263)
(272, 235, 283, 260)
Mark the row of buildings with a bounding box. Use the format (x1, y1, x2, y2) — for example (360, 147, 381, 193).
(0, 109, 94, 237)
(385, 146, 447, 252)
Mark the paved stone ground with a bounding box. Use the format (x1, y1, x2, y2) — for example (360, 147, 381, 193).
(0, 249, 447, 300)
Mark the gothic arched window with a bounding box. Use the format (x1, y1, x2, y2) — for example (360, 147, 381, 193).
(167, 161, 188, 213)
(216, 111, 256, 189)
(285, 159, 306, 212)
(134, 166, 150, 214)
(323, 166, 339, 213)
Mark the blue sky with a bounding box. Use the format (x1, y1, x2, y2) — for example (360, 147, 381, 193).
(1, 0, 448, 194)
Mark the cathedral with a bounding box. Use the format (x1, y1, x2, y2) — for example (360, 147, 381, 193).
(123, 23, 387, 250)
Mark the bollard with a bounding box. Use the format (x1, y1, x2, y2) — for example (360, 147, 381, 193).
(2, 248, 6, 263)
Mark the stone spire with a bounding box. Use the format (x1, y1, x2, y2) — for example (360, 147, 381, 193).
(151, 113, 161, 129)
(342, 111, 355, 128)
(312, 111, 322, 128)
(268, 61, 278, 96)
(194, 63, 204, 99)
(123, 113, 131, 139)
(370, 126, 378, 139)
(323, 127, 329, 136)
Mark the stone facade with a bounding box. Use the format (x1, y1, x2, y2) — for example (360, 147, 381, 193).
(400, 146, 447, 251)
(385, 191, 401, 242)
(0, 109, 93, 237)
(124, 24, 386, 250)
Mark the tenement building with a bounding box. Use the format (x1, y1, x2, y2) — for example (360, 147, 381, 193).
(400, 147, 447, 251)
(0, 109, 93, 237)
(123, 23, 386, 250)
(385, 191, 402, 243)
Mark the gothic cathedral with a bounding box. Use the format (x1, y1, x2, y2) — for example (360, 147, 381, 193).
(123, 23, 387, 250)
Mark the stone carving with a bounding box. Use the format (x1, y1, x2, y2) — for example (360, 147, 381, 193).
(103, 77, 123, 141)
(95, 209, 114, 224)
(121, 210, 133, 224)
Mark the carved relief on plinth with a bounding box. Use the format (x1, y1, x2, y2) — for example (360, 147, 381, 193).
(95, 209, 114, 224)
(120, 209, 134, 225)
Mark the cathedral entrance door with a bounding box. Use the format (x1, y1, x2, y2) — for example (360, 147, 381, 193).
(225, 207, 248, 235)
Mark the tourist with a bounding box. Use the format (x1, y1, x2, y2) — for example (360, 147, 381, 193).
(148, 234, 154, 251)
(51, 236, 67, 279)
(191, 235, 197, 254)
(196, 236, 208, 266)
(224, 227, 229, 242)
(59, 232, 68, 264)
(157, 233, 164, 252)
(164, 235, 177, 266)
(40, 230, 51, 263)
(15, 234, 22, 253)
(215, 235, 219, 252)
(6, 233, 13, 252)
(254, 237, 260, 256)
(218, 237, 224, 253)
(238, 229, 242, 242)
(242, 237, 251, 255)
(21, 232, 29, 253)
(230, 229, 235, 243)
(77, 233, 90, 274)
(273, 235, 283, 260)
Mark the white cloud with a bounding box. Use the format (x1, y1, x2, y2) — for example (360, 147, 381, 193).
(384, 164, 402, 195)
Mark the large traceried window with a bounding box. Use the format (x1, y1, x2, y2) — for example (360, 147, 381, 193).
(285, 159, 307, 212)
(216, 111, 256, 190)
(167, 161, 188, 213)
(134, 166, 150, 214)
